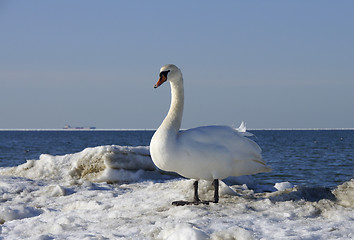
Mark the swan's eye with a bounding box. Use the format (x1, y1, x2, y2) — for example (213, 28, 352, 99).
(159, 70, 170, 79)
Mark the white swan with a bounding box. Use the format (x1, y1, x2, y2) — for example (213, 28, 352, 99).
(150, 64, 271, 205)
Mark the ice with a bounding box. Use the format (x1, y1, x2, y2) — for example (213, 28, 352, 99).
(210, 226, 254, 240)
(1, 145, 154, 182)
(162, 224, 209, 240)
(0, 145, 353, 239)
(333, 179, 354, 208)
(0, 205, 43, 222)
(49, 185, 68, 197)
(274, 181, 294, 191)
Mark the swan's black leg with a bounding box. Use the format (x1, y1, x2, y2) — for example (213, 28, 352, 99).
(213, 179, 219, 203)
(193, 180, 201, 202)
(172, 179, 221, 206)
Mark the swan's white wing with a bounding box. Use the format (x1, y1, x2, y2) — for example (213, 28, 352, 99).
(180, 125, 241, 144)
(179, 125, 262, 160)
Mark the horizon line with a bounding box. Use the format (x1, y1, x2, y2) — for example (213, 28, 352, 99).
(0, 128, 353, 131)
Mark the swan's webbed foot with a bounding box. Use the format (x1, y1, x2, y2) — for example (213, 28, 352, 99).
(172, 200, 210, 206)
(172, 179, 219, 206)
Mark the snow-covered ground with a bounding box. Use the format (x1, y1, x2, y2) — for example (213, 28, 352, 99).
(1, 145, 353, 239)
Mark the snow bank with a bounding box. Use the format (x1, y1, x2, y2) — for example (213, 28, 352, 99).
(0, 145, 155, 183)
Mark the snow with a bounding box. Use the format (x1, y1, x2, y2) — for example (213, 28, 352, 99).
(0, 145, 353, 239)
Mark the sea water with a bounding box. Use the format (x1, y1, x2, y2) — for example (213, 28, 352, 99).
(0, 130, 353, 239)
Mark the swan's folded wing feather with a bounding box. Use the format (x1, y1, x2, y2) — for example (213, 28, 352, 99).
(179, 125, 262, 159)
(178, 125, 270, 174)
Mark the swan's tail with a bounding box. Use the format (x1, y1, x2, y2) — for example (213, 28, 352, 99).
(254, 158, 272, 173)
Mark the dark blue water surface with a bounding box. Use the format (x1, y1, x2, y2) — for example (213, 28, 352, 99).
(0, 130, 353, 188)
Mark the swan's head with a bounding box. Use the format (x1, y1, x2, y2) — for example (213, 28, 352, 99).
(154, 64, 182, 88)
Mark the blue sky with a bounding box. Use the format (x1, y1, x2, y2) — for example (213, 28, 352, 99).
(0, 1, 353, 129)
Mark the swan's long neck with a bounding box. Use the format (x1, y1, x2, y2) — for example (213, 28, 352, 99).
(160, 78, 184, 134)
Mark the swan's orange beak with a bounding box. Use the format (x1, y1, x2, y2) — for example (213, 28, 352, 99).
(154, 74, 167, 88)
